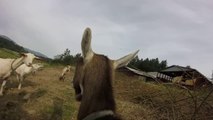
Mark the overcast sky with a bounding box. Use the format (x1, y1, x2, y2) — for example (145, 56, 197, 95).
(0, 0, 213, 77)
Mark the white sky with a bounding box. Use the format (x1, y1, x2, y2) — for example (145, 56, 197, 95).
(0, 0, 213, 77)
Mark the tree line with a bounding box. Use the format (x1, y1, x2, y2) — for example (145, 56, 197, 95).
(53, 49, 167, 72)
(128, 56, 167, 72)
(51, 49, 81, 65)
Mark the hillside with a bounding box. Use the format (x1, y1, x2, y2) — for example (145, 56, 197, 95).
(0, 35, 25, 52)
(0, 35, 49, 59)
(24, 48, 48, 59)
(0, 48, 19, 58)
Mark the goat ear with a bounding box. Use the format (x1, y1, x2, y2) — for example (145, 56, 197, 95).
(113, 50, 139, 69)
(35, 56, 42, 60)
(81, 27, 94, 62)
(20, 53, 27, 57)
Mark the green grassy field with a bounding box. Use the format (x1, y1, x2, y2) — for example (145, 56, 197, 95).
(0, 48, 19, 58)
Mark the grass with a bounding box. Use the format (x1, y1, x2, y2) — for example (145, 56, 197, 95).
(0, 65, 213, 120)
(0, 48, 19, 58)
(0, 66, 77, 120)
(114, 72, 213, 119)
(1, 48, 212, 119)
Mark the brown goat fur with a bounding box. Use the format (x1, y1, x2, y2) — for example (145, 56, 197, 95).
(73, 54, 121, 120)
(72, 27, 138, 120)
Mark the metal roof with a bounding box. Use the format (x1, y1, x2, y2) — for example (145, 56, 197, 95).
(160, 65, 212, 84)
(124, 67, 155, 79)
(161, 65, 192, 72)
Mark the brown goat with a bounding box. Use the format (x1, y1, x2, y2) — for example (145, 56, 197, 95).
(73, 28, 139, 120)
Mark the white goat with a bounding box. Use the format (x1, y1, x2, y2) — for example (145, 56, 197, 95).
(31, 63, 44, 74)
(59, 65, 71, 81)
(0, 53, 38, 96)
(15, 63, 43, 89)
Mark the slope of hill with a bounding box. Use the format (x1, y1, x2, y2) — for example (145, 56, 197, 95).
(0, 48, 19, 58)
(24, 48, 48, 59)
(0, 35, 25, 52)
(0, 35, 49, 59)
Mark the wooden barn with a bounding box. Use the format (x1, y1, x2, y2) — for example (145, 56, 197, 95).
(160, 65, 212, 87)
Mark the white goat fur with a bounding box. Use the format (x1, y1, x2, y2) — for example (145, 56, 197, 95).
(15, 63, 43, 89)
(0, 53, 37, 96)
(59, 65, 71, 81)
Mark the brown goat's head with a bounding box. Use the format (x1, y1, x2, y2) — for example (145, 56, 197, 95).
(73, 28, 139, 120)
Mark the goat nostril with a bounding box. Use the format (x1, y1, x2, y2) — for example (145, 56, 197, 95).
(28, 63, 32, 67)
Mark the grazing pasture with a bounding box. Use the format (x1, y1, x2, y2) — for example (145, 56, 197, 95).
(0, 65, 213, 120)
(0, 48, 19, 58)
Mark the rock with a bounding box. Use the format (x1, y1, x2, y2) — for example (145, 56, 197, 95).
(23, 93, 31, 101)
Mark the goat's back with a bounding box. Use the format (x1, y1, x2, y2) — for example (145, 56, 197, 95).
(0, 58, 13, 77)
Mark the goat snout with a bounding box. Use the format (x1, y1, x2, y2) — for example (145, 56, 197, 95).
(27, 63, 32, 67)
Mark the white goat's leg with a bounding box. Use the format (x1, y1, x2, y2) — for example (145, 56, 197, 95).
(0, 80, 7, 96)
(18, 76, 23, 90)
(16, 74, 20, 82)
(14, 74, 19, 84)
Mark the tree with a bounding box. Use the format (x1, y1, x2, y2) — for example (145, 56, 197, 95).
(52, 49, 81, 65)
(128, 57, 167, 72)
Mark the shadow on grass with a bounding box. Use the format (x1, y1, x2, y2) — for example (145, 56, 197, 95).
(40, 97, 64, 120)
(0, 87, 47, 120)
(0, 93, 32, 120)
(4, 79, 37, 93)
(50, 98, 64, 120)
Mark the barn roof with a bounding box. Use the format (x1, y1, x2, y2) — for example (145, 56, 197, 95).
(119, 67, 155, 80)
(161, 65, 192, 72)
(161, 65, 197, 77)
(160, 65, 212, 85)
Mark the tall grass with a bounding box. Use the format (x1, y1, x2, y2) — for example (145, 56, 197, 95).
(115, 72, 213, 120)
(0, 48, 19, 58)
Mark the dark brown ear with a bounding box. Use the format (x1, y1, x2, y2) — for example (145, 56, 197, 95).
(20, 53, 27, 57)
